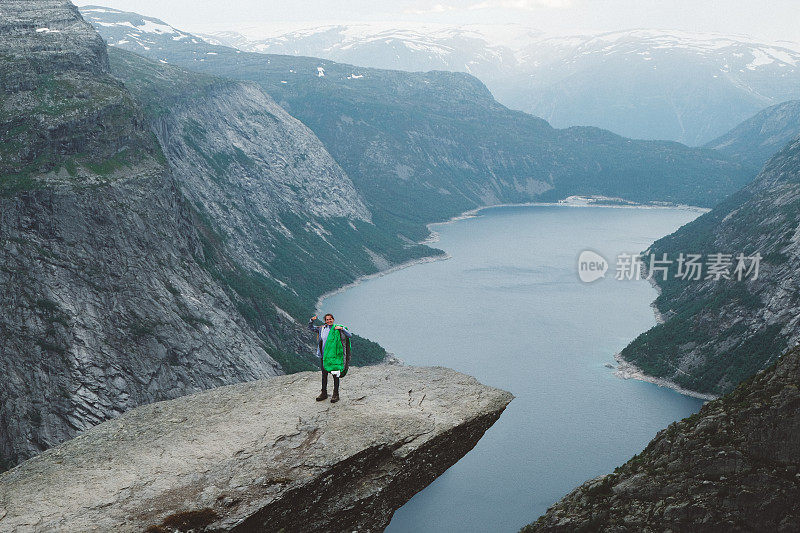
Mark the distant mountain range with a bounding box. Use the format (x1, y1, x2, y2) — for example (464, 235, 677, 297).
(79, 4, 753, 229)
(192, 21, 800, 146)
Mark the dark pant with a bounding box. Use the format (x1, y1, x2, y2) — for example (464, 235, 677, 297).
(321, 357, 339, 394)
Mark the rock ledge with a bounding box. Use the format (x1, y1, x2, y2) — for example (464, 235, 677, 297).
(0, 365, 512, 532)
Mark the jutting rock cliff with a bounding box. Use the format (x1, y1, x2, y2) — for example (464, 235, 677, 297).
(0, 366, 513, 532)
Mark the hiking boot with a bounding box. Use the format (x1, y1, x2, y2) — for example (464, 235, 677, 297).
(330, 392, 340, 403)
(316, 391, 328, 401)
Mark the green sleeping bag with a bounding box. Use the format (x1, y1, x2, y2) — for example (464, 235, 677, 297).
(323, 325, 351, 376)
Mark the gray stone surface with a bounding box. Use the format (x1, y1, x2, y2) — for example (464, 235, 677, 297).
(0, 365, 513, 532)
(106, 46, 371, 278)
(0, 0, 107, 91)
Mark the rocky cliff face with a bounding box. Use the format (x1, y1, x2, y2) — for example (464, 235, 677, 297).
(1, 1, 107, 91)
(525, 344, 800, 532)
(706, 99, 800, 170)
(107, 45, 372, 275)
(1, 0, 140, 189)
(0, 366, 513, 532)
(102, 46, 437, 371)
(105, 47, 434, 297)
(0, 0, 285, 471)
(618, 137, 800, 395)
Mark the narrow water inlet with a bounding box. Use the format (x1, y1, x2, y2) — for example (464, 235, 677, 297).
(321, 204, 707, 532)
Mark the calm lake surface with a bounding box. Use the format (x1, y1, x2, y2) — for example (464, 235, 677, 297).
(320, 205, 706, 532)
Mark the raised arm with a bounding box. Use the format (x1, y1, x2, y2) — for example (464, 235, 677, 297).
(308, 316, 321, 334)
(335, 325, 352, 338)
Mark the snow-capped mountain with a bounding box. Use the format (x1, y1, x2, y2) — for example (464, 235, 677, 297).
(513, 29, 800, 145)
(81, 5, 200, 46)
(201, 23, 800, 145)
(199, 23, 538, 76)
(79, 5, 800, 145)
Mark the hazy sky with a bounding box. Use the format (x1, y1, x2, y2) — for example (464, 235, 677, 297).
(75, 1, 800, 43)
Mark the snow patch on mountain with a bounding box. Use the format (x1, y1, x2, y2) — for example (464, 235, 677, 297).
(81, 5, 196, 51)
(77, 5, 800, 145)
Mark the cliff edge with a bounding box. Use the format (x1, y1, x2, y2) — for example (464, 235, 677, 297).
(0, 0, 284, 471)
(0, 365, 512, 532)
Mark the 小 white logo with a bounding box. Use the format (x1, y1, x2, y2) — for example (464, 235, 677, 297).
(577, 250, 608, 283)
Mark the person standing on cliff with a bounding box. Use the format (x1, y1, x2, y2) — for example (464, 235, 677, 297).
(308, 313, 352, 403)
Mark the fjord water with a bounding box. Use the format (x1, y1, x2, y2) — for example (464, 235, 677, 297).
(320, 205, 706, 532)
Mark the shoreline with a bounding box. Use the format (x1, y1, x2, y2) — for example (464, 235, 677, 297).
(423, 198, 709, 244)
(645, 277, 666, 324)
(613, 269, 720, 400)
(314, 252, 451, 313)
(320, 196, 702, 308)
(613, 352, 719, 401)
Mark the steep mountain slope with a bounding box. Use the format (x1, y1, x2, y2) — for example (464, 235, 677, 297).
(105, 46, 433, 366)
(525, 344, 800, 532)
(617, 137, 800, 395)
(706, 99, 800, 170)
(82, 7, 753, 239)
(199, 22, 800, 145)
(0, 0, 283, 471)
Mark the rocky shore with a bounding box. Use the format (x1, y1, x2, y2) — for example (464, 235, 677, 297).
(526, 345, 800, 532)
(613, 353, 719, 401)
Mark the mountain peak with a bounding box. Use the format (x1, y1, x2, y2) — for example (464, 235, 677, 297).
(1, 0, 109, 87)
